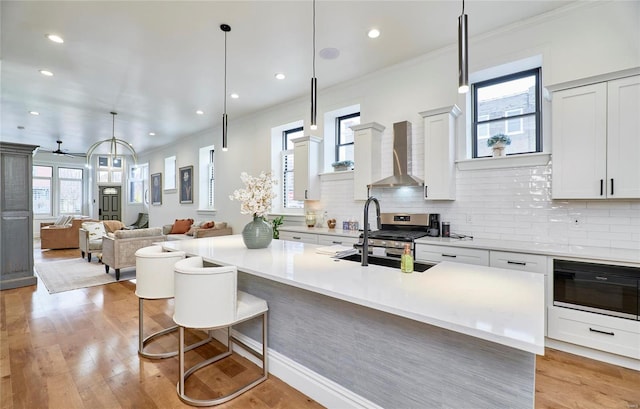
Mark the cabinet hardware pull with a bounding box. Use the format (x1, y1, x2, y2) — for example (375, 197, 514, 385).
(442, 254, 457, 258)
(507, 261, 526, 266)
(424, 186, 428, 198)
(600, 179, 604, 196)
(292, 236, 301, 240)
(610, 178, 614, 195)
(595, 276, 608, 281)
(332, 241, 342, 244)
(305, 190, 308, 199)
(589, 327, 614, 336)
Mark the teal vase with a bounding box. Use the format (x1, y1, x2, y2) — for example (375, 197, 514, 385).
(242, 216, 273, 249)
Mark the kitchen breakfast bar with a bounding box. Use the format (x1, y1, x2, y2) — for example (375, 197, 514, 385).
(162, 235, 545, 409)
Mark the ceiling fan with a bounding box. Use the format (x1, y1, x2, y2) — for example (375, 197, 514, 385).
(38, 140, 86, 158)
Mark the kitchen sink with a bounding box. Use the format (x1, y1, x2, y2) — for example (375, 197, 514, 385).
(336, 254, 434, 272)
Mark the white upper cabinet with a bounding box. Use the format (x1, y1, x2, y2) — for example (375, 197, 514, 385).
(420, 105, 461, 200)
(552, 75, 640, 199)
(351, 122, 384, 200)
(292, 136, 322, 201)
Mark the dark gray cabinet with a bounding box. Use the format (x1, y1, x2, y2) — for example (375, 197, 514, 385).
(1, 142, 38, 289)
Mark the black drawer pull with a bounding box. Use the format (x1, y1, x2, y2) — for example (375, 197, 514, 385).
(600, 179, 604, 196)
(442, 254, 457, 258)
(332, 241, 342, 244)
(589, 328, 614, 336)
(507, 261, 526, 266)
(292, 236, 301, 240)
(610, 178, 614, 195)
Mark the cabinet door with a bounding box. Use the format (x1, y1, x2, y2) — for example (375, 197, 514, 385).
(278, 231, 318, 244)
(607, 75, 640, 198)
(293, 137, 321, 200)
(317, 235, 359, 246)
(552, 83, 607, 199)
(415, 244, 489, 266)
(422, 106, 459, 201)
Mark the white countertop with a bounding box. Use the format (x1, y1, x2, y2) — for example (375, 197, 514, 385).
(281, 226, 640, 265)
(280, 226, 362, 238)
(415, 237, 640, 265)
(162, 235, 545, 355)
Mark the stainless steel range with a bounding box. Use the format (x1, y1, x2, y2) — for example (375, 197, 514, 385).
(356, 213, 439, 258)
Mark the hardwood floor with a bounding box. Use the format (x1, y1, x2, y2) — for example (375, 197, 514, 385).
(1, 243, 639, 409)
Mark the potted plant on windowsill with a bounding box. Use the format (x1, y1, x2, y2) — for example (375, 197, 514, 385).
(331, 160, 354, 172)
(487, 134, 511, 157)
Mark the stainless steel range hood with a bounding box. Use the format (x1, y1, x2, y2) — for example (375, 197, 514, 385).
(368, 121, 423, 188)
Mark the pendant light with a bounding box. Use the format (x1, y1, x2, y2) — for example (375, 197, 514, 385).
(86, 111, 137, 166)
(221, 23, 231, 151)
(310, 0, 318, 130)
(458, 0, 469, 94)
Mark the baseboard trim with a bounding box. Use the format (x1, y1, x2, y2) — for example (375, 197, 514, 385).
(210, 329, 382, 409)
(545, 338, 640, 371)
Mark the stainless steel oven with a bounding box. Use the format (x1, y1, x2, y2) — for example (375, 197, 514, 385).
(553, 259, 640, 320)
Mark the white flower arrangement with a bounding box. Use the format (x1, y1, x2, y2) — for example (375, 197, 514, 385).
(229, 171, 277, 218)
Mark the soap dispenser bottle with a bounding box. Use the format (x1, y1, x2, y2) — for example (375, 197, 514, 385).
(401, 243, 414, 273)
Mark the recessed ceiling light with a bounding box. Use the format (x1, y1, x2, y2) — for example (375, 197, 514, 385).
(368, 29, 381, 39)
(275, 73, 286, 80)
(46, 34, 64, 43)
(39, 69, 54, 76)
(29, 111, 40, 116)
(230, 93, 239, 99)
(196, 110, 204, 115)
(149, 132, 156, 136)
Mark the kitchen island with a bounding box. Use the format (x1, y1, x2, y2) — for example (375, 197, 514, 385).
(163, 235, 545, 408)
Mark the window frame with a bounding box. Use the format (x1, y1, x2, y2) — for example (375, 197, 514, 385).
(282, 126, 304, 210)
(57, 166, 84, 214)
(128, 163, 148, 204)
(335, 112, 360, 162)
(33, 165, 53, 216)
(471, 67, 542, 158)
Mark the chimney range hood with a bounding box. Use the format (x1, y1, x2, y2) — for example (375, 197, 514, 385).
(368, 121, 423, 188)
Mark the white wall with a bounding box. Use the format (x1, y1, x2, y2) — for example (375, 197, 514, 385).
(137, 1, 640, 249)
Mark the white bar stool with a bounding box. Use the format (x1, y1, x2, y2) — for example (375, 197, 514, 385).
(135, 245, 211, 359)
(173, 256, 268, 406)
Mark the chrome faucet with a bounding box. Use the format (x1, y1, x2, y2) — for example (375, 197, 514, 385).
(362, 196, 381, 266)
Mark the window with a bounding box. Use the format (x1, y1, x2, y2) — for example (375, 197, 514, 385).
(164, 156, 176, 190)
(198, 145, 215, 210)
(472, 68, 541, 158)
(33, 165, 53, 215)
(58, 167, 83, 214)
(335, 112, 360, 162)
(282, 127, 304, 209)
(96, 155, 124, 183)
(129, 163, 148, 204)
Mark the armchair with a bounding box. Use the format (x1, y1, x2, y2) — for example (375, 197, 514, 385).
(78, 222, 107, 262)
(128, 213, 149, 229)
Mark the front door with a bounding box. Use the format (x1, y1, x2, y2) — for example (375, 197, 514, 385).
(99, 186, 121, 220)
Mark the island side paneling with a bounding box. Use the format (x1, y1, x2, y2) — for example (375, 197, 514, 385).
(236, 272, 535, 409)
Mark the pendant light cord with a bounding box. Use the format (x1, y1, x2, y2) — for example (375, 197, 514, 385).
(312, 0, 316, 78)
(224, 31, 227, 114)
(461, 0, 465, 15)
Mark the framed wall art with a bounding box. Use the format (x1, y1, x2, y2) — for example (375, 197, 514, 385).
(179, 166, 193, 204)
(151, 173, 162, 205)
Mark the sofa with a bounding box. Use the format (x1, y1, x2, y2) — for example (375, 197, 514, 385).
(101, 227, 165, 280)
(162, 219, 232, 241)
(78, 220, 126, 262)
(40, 217, 96, 249)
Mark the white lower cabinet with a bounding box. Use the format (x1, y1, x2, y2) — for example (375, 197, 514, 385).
(415, 244, 489, 266)
(278, 231, 318, 244)
(548, 306, 640, 359)
(489, 251, 547, 274)
(317, 235, 359, 246)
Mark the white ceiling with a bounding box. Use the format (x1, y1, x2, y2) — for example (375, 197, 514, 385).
(1, 0, 574, 155)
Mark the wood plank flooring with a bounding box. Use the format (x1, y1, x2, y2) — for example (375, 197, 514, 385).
(1, 243, 639, 409)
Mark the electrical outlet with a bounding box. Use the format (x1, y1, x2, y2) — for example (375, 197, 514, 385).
(466, 214, 473, 224)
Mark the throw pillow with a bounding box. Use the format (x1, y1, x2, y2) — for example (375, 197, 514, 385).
(103, 220, 125, 233)
(202, 221, 215, 229)
(170, 219, 194, 234)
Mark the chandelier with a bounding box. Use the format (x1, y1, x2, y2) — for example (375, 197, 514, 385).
(86, 112, 137, 166)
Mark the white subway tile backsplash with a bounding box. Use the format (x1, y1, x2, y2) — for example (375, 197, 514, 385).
(318, 164, 639, 251)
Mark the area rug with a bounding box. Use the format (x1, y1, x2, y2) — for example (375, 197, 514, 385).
(35, 258, 135, 294)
